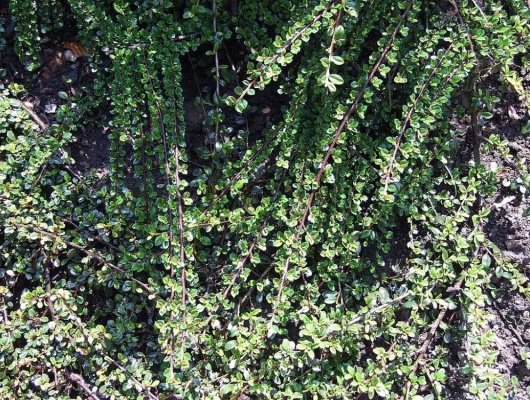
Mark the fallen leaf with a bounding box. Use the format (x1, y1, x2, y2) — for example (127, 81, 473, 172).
(495, 168, 509, 178)
(61, 42, 87, 58)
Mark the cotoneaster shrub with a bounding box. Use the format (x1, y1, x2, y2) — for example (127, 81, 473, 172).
(1, 1, 530, 399)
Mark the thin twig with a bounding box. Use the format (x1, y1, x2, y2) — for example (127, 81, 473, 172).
(205, 146, 299, 329)
(16, 100, 48, 131)
(274, 0, 416, 309)
(402, 280, 463, 400)
(11, 223, 155, 295)
(452, 0, 482, 207)
(42, 249, 55, 320)
(234, 3, 336, 105)
(202, 95, 303, 214)
(67, 371, 101, 400)
(142, 48, 184, 374)
(384, 42, 456, 191)
(213, 0, 221, 141)
(127, 33, 199, 49)
(30, 165, 48, 189)
(57, 292, 160, 400)
(105, 356, 160, 400)
(61, 217, 120, 252)
(0, 296, 10, 340)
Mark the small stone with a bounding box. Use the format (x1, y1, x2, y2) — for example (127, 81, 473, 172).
(64, 50, 77, 62)
(45, 104, 57, 114)
(80, 139, 90, 147)
(64, 70, 79, 83)
(80, 162, 89, 169)
(508, 105, 520, 120)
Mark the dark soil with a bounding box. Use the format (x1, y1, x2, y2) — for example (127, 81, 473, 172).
(488, 289, 530, 399)
(452, 76, 530, 396)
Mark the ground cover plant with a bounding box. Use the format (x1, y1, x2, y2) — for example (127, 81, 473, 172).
(1, 0, 530, 398)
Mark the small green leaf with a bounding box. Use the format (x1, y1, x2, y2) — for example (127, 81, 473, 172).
(235, 99, 248, 113)
(481, 253, 491, 268)
(224, 341, 237, 351)
(378, 287, 390, 303)
(113, 3, 125, 15)
(335, 25, 345, 42)
(330, 55, 345, 65)
(328, 74, 344, 85)
(522, 121, 530, 135)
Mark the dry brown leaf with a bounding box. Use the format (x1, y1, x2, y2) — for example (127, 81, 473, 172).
(496, 168, 509, 178)
(61, 42, 87, 58)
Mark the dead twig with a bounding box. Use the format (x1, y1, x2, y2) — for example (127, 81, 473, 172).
(16, 100, 49, 131)
(0, 295, 10, 340)
(41, 249, 55, 320)
(67, 371, 101, 400)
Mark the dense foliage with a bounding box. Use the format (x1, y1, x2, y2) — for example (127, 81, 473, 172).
(1, 0, 530, 398)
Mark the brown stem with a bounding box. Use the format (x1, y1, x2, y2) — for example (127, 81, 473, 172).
(1, 296, 10, 340)
(235, 3, 336, 105)
(202, 95, 303, 214)
(61, 217, 120, 252)
(11, 223, 155, 295)
(275, 0, 416, 307)
(384, 42, 456, 191)
(402, 280, 463, 400)
(67, 371, 101, 400)
(205, 146, 299, 329)
(57, 292, 160, 400)
(42, 250, 55, 320)
(17, 100, 48, 131)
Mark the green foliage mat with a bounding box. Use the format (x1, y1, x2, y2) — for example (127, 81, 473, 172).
(1, 0, 530, 398)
